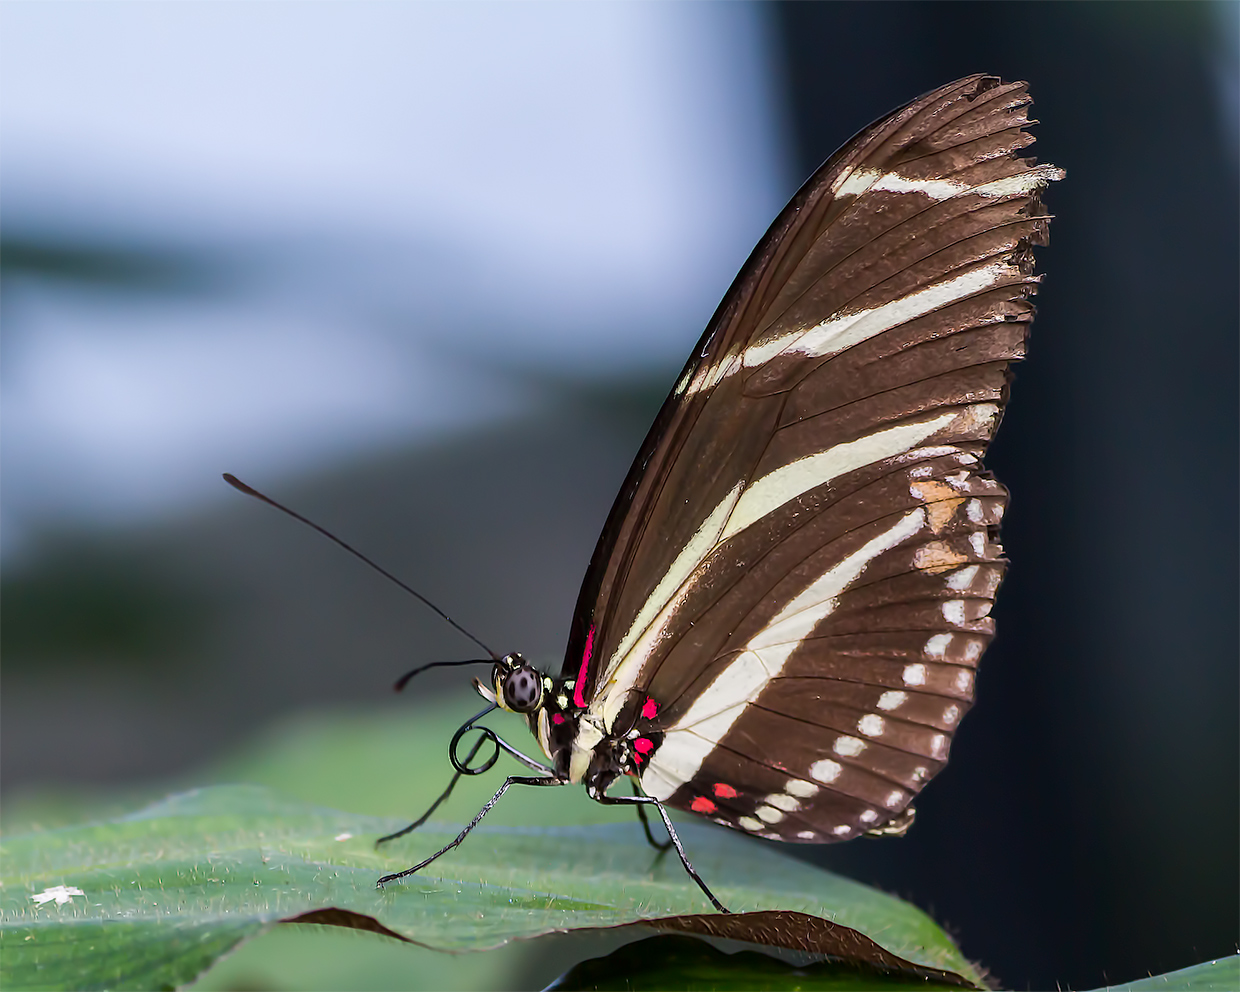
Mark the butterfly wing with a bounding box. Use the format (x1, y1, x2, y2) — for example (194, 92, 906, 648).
(561, 75, 1061, 841)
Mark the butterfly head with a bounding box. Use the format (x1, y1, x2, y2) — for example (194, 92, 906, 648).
(491, 652, 546, 713)
(478, 652, 587, 776)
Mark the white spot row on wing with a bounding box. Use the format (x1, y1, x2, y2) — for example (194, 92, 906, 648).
(641, 507, 927, 800)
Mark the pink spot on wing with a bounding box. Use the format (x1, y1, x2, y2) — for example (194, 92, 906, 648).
(573, 625, 594, 708)
(690, 796, 716, 814)
(552, 713, 565, 725)
(713, 783, 738, 799)
(641, 697, 658, 720)
(634, 737, 653, 754)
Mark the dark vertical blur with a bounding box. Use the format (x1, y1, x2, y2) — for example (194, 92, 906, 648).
(770, 2, 1238, 988)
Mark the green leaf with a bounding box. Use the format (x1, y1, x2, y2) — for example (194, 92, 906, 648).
(0, 918, 258, 992)
(2, 781, 982, 991)
(547, 934, 969, 991)
(1082, 955, 1240, 992)
(189, 922, 539, 992)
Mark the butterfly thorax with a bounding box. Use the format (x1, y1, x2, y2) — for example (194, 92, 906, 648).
(486, 651, 657, 791)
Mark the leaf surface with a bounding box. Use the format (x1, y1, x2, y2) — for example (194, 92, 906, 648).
(2, 783, 982, 990)
(1082, 955, 1240, 992)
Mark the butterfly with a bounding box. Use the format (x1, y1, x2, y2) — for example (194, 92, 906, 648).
(229, 74, 1061, 914)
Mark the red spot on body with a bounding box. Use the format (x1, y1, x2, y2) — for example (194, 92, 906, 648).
(573, 626, 594, 708)
(552, 713, 565, 725)
(690, 796, 717, 814)
(713, 783, 738, 799)
(634, 737, 654, 754)
(641, 697, 658, 720)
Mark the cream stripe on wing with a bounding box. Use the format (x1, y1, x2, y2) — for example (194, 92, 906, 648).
(592, 484, 741, 731)
(682, 163, 1063, 399)
(834, 163, 1062, 202)
(741, 261, 1021, 371)
(607, 483, 742, 676)
(593, 412, 953, 731)
(683, 260, 1020, 398)
(718, 412, 956, 543)
(642, 508, 927, 801)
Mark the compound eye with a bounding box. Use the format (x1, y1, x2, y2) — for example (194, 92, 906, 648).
(502, 667, 542, 712)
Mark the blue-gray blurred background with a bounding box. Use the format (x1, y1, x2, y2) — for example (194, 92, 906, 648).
(3, 2, 1236, 988)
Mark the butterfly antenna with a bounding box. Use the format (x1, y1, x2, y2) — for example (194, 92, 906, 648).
(222, 473, 498, 660)
(392, 658, 492, 693)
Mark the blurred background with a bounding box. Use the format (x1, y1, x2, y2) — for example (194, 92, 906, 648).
(2, 2, 1236, 989)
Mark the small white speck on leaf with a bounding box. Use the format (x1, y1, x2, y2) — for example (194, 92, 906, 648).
(334, 832, 353, 842)
(32, 885, 84, 906)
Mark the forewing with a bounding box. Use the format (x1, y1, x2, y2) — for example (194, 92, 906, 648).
(563, 76, 1060, 840)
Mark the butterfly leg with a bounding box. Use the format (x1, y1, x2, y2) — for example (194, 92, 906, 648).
(375, 736, 489, 847)
(595, 792, 729, 913)
(630, 780, 672, 854)
(376, 774, 565, 887)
